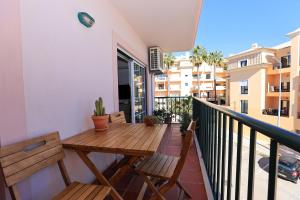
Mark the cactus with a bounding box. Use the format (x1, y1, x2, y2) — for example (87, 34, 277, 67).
(94, 97, 106, 116)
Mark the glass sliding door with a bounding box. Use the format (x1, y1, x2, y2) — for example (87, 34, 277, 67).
(130, 61, 147, 123)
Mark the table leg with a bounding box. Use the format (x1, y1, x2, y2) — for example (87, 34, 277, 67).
(109, 156, 140, 185)
(76, 151, 123, 200)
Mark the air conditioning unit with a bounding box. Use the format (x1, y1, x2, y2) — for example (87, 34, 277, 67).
(149, 47, 164, 73)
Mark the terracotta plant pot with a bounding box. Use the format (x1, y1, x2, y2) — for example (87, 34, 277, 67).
(91, 115, 109, 131)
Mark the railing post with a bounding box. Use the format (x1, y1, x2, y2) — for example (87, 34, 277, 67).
(227, 117, 234, 200)
(220, 114, 227, 200)
(216, 111, 222, 200)
(268, 139, 278, 200)
(247, 129, 257, 200)
(235, 122, 243, 200)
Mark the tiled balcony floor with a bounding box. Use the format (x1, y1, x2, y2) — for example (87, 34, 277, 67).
(105, 124, 207, 200)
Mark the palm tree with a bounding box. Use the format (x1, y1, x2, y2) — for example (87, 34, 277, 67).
(190, 46, 207, 97)
(207, 51, 224, 103)
(163, 53, 175, 96)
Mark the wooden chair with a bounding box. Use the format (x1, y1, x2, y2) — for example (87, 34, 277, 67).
(109, 111, 126, 124)
(135, 121, 196, 200)
(0, 132, 114, 200)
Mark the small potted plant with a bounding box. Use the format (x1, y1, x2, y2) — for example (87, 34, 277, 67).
(91, 97, 109, 131)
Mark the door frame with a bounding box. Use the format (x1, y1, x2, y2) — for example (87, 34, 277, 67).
(129, 60, 147, 123)
(117, 49, 147, 123)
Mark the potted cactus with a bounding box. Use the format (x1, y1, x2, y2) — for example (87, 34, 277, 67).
(91, 97, 109, 131)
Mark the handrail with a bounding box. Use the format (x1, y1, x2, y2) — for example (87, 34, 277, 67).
(194, 97, 300, 152)
(154, 96, 188, 123)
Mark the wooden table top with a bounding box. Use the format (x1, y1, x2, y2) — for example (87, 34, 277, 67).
(62, 123, 168, 156)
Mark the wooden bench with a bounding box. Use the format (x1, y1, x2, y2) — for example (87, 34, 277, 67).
(0, 132, 113, 200)
(135, 121, 196, 200)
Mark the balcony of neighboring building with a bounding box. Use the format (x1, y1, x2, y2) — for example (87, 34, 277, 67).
(267, 54, 291, 74)
(267, 82, 290, 97)
(263, 98, 290, 117)
(267, 72, 290, 97)
(155, 74, 167, 82)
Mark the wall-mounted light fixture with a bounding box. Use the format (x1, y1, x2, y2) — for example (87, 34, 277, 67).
(78, 12, 95, 28)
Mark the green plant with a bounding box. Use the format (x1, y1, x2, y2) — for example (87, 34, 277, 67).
(176, 96, 193, 133)
(153, 109, 172, 124)
(207, 51, 224, 102)
(179, 112, 192, 133)
(94, 97, 106, 116)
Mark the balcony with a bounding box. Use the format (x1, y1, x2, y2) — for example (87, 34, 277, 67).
(268, 66, 291, 75)
(269, 85, 290, 92)
(155, 87, 167, 91)
(262, 108, 289, 117)
(154, 97, 300, 199)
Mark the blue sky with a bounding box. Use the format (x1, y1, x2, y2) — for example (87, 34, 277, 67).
(190, 0, 300, 57)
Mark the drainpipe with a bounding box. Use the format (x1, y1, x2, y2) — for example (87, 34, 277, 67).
(278, 63, 282, 127)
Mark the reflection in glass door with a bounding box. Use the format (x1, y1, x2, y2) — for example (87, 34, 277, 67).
(130, 61, 146, 123)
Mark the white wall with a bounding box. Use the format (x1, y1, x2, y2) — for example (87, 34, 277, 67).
(14, 0, 148, 199)
(0, 0, 30, 199)
(180, 68, 192, 96)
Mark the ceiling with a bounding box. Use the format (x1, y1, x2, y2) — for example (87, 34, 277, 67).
(111, 0, 203, 52)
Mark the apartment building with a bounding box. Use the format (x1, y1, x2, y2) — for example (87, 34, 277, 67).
(154, 56, 228, 102)
(226, 28, 300, 132)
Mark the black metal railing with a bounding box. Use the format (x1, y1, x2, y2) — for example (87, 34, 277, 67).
(193, 97, 300, 200)
(154, 96, 188, 122)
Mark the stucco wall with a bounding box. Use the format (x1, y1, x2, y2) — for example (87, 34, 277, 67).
(0, 0, 30, 199)
(229, 67, 266, 115)
(2, 0, 149, 199)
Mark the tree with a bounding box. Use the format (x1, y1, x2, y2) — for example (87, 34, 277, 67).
(190, 45, 207, 97)
(207, 51, 224, 103)
(163, 53, 175, 96)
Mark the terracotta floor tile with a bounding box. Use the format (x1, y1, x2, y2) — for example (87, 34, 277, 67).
(180, 170, 204, 184)
(165, 186, 180, 200)
(179, 182, 208, 200)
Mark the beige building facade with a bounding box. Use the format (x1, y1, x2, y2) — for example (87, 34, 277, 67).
(154, 56, 228, 103)
(227, 28, 300, 133)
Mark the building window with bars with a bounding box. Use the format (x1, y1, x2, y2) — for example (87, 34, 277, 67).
(240, 80, 248, 94)
(241, 100, 248, 114)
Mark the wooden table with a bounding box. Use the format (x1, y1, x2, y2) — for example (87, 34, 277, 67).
(62, 123, 168, 199)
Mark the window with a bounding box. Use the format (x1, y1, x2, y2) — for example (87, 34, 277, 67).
(206, 73, 211, 79)
(241, 100, 248, 114)
(281, 55, 291, 68)
(158, 84, 164, 90)
(240, 60, 247, 67)
(240, 80, 248, 94)
(185, 83, 188, 86)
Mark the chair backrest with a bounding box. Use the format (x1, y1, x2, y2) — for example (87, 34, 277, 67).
(171, 121, 196, 181)
(110, 111, 126, 124)
(0, 132, 68, 191)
